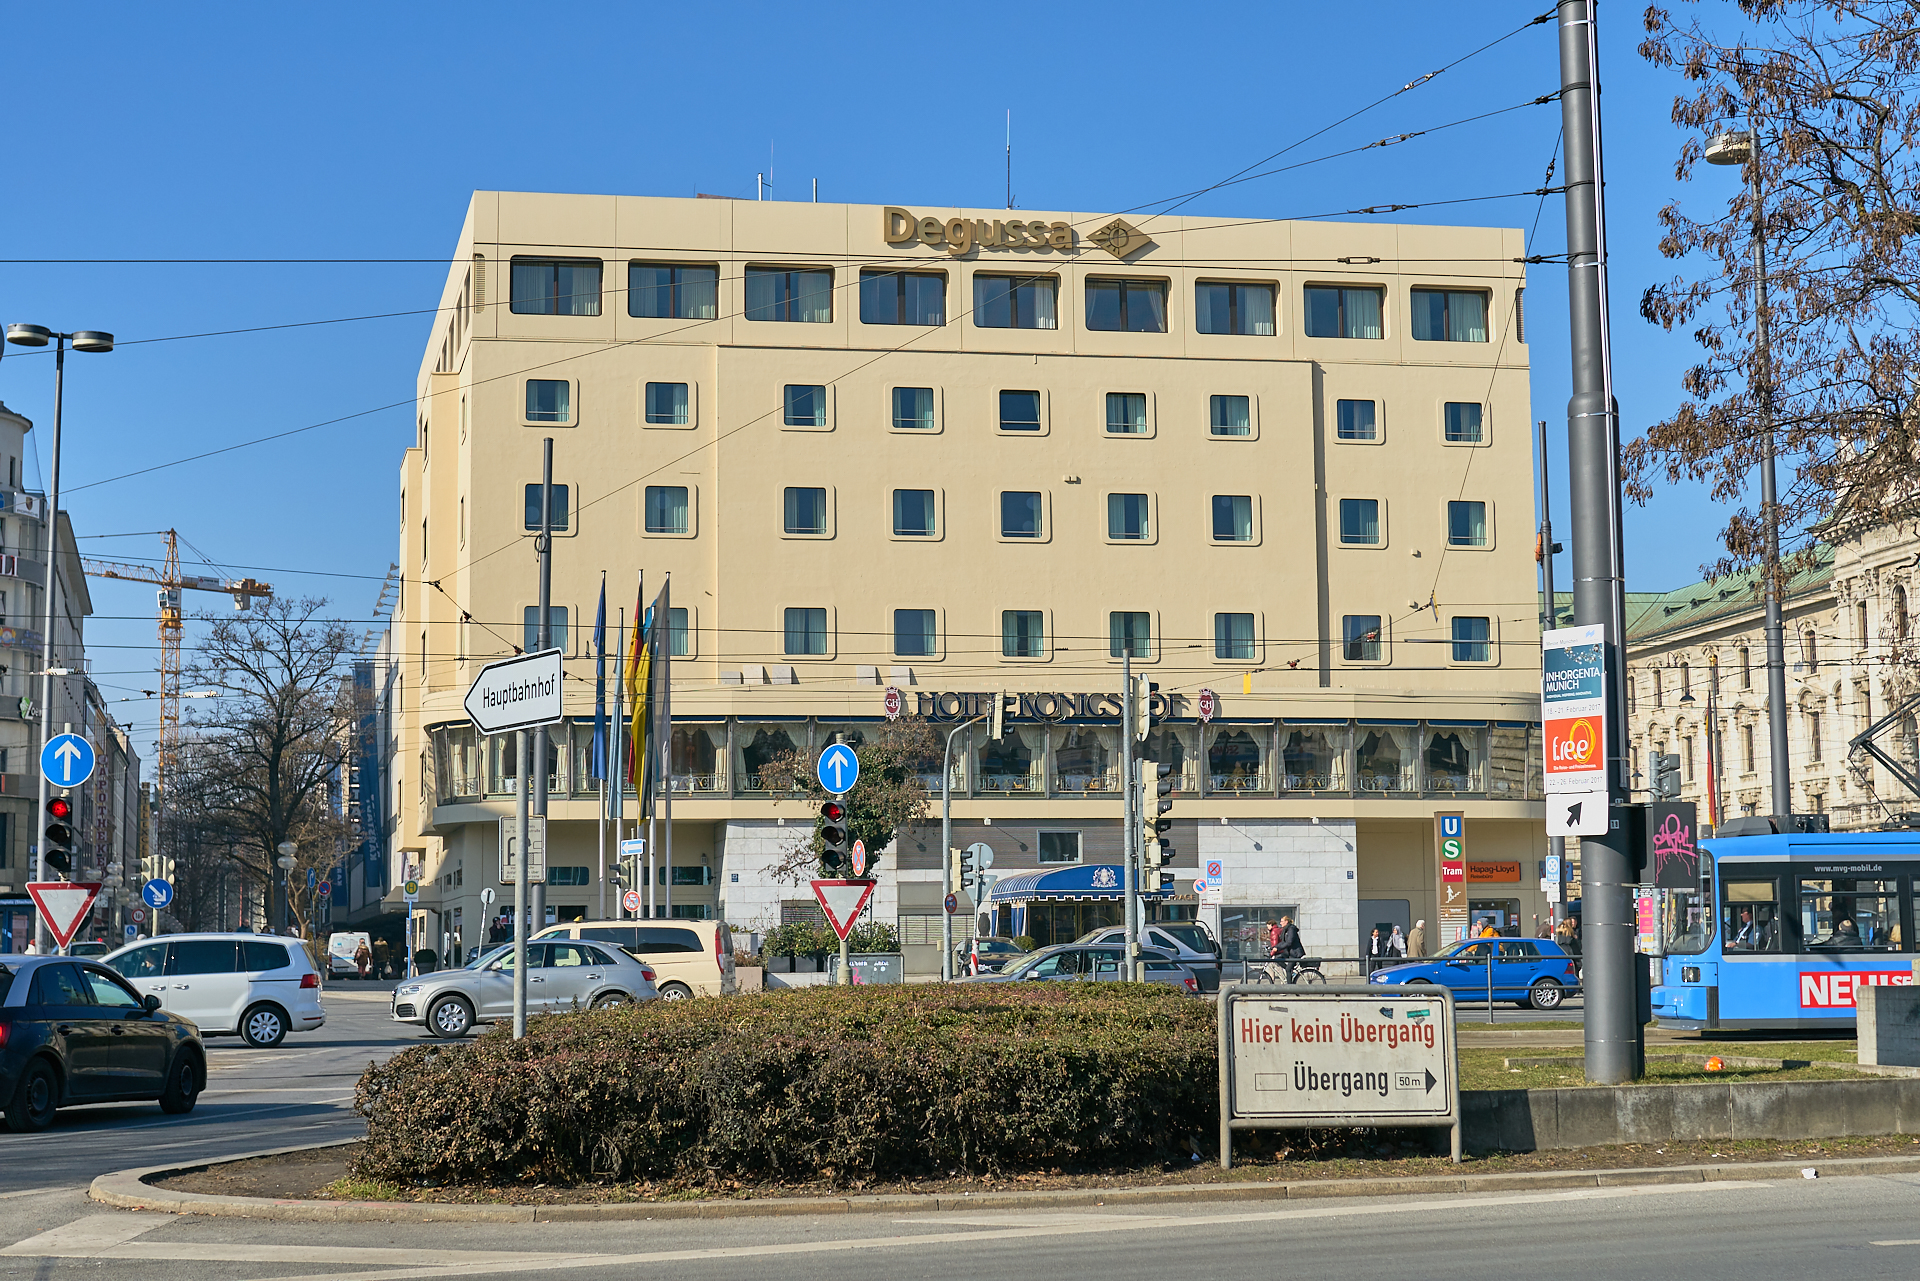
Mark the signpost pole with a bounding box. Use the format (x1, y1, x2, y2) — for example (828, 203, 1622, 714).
(1121, 652, 1136, 978)
(513, 729, 530, 1039)
(531, 439, 554, 937)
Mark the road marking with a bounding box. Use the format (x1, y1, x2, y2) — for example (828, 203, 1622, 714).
(0, 1186, 84, 1200)
(3, 1214, 177, 1255)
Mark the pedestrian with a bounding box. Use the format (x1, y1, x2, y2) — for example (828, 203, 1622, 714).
(354, 939, 371, 980)
(1365, 927, 1388, 972)
(1407, 919, 1426, 957)
(1387, 925, 1406, 957)
(23, 938, 38, 956)
(1478, 920, 1499, 939)
(1266, 918, 1281, 959)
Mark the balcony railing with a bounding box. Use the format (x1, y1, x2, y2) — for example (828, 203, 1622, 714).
(1356, 769, 1418, 793)
(671, 773, 725, 793)
(977, 770, 1043, 793)
(1056, 770, 1121, 793)
(1209, 773, 1273, 793)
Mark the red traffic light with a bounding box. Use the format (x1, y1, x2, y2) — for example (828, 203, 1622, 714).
(47, 797, 72, 821)
(821, 801, 845, 822)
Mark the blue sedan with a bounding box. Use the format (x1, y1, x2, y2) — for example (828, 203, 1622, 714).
(1367, 938, 1582, 1010)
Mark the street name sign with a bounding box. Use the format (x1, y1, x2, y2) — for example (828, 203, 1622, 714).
(463, 648, 564, 736)
(816, 742, 859, 795)
(28, 881, 103, 948)
(1218, 984, 1460, 1168)
(41, 732, 94, 789)
(499, 815, 547, 884)
(1541, 624, 1608, 835)
(811, 878, 876, 940)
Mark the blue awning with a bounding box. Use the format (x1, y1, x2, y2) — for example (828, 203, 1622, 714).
(988, 865, 1171, 904)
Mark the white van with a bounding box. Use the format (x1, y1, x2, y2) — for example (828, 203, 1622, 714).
(104, 933, 327, 1047)
(327, 931, 372, 978)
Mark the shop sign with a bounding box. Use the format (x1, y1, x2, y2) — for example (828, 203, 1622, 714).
(1467, 861, 1521, 883)
(884, 207, 1076, 256)
(909, 689, 1183, 723)
(1197, 688, 1218, 723)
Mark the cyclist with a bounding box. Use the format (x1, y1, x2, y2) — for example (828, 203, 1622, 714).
(1268, 915, 1305, 981)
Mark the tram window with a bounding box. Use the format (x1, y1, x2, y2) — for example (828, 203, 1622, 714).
(1723, 880, 1782, 953)
(1798, 877, 1900, 951)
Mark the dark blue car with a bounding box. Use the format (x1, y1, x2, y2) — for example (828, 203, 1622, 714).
(1366, 938, 1581, 1010)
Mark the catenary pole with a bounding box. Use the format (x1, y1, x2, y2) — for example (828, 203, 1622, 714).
(1559, 0, 1642, 1082)
(31, 336, 67, 953)
(1122, 652, 1136, 977)
(1539, 418, 1567, 918)
(662, 573, 673, 919)
(940, 716, 982, 982)
(1748, 109, 1790, 823)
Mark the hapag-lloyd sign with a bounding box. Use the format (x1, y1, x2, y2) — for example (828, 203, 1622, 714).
(911, 690, 1186, 723)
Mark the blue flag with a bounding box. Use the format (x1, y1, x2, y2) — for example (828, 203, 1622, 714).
(590, 576, 607, 780)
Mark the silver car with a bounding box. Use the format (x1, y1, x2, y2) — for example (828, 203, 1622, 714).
(958, 943, 1200, 993)
(391, 940, 658, 1038)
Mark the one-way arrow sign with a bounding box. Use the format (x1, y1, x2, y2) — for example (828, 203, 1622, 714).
(1548, 788, 1608, 837)
(463, 648, 564, 736)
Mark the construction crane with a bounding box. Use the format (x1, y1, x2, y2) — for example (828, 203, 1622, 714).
(81, 530, 273, 808)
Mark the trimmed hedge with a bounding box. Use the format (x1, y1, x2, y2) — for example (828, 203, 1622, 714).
(353, 983, 1215, 1186)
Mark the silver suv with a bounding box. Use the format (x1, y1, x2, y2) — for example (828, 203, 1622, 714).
(959, 944, 1199, 993)
(1076, 923, 1223, 991)
(392, 940, 658, 1038)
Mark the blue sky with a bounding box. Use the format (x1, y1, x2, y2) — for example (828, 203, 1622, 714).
(0, 3, 1742, 764)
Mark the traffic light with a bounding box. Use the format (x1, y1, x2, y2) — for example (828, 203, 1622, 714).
(1650, 751, 1682, 801)
(819, 799, 850, 874)
(958, 844, 979, 895)
(950, 847, 965, 894)
(990, 692, 1005, 742)
(1142, 761, 1174, 885)
(1134, 678, 1159, 742)
(43, 794, 74, 876)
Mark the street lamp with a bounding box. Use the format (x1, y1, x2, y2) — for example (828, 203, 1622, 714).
(5, 324, 112, 952)
(1705, 124, 1791, 826)
(276, 840, 297, 936)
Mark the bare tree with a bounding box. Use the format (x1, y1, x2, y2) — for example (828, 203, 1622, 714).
(755, 718, 940, 884)
(1634, 2, 1920, 574)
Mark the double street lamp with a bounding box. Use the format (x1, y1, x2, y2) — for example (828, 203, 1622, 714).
(276, 840, 297, 935)
(4, 324, 113, 953)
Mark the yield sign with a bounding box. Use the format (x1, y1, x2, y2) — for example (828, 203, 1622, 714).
(811, 879, 877, 941)
(28, 881, 103, 948)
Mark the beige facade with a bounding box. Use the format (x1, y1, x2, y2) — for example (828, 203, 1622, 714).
(387, 191, 1550, 971)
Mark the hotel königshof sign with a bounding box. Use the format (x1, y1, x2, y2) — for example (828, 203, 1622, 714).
(905, 690, 1186, 722)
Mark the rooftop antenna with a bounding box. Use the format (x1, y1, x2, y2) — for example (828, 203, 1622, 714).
(1006, 109, 1014, 209)
(812, 178, 818, 203)
(756, 173, 763, 201)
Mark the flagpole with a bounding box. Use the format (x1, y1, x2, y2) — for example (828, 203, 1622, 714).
(595, 572, 608, 920)
(612, 605, 627, 918)
(662, 572, 674, 921)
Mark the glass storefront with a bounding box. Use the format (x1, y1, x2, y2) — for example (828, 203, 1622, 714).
(1205, 724, 1269, 792)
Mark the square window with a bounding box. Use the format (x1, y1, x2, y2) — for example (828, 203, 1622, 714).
(1447, 500, 1488, 547)
(1215, 612, 1256, 660)
(893, 608, 937, 656)
(1212, 495, 1253, 542)
(1343, 614, 1383, 662)
(1085, 278, 1167, 332)
(644, 485, 688, 535)
(784, 384, 827, 427)
(1444, 402, 1484, 442)
(1106, 391, 1148, 435)
(668, 606, 689, 658)
(1003, 609, 1045, 658)
(1210, 394, 1251, 437)
(892, 386, 935, 430)
(1108, 493, 1150, 540)
(645, 382, 689, 424)
(1110, 611, 1152, 659)
(1336, 399, 1377, 441)
(1001, 491, 1043, 538)
(974, 275, 1057, 329)
(1411, 288, 1488, 342)
(745, 267, 832, 322)
(1452, 615, 1491, 662)
(784, 487, 828, 535)
(510, 258, 602, 316)
(1195, 282, 1276, 336)
(526, 379, 572, 424)
(893, 489, 936, 537)
(999, 389, 1042, 432)
(1037, 831, 1081, 864)
(523, 484, 571, 531)
(629, 262, 718, 319)
(784, 607, 828, 655)
(859, 270, 946, 325)
(1338, 498, 1381, 545)
(523, 606, 570, 654)
(1304, 286, 1383, 339)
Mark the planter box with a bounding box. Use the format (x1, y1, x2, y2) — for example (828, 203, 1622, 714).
(735, 966, 764, 993)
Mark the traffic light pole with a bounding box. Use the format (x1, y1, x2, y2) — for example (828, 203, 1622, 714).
(940, 715, 982, 982)
(31, 336, 69, 953)
(1121, 654, 1138, 981)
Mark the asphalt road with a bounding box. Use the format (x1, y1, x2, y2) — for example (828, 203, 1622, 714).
(3, 1168, 1919, 1280)
(0, 978, 414, 1196)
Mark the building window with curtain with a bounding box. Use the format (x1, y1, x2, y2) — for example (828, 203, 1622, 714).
(745, 267, 832, 322)
(1195, 281, 1276, 335)
(1809, 711, 1823, 760)
(1304, 285, 1383, 339)
(668, 606, 689, 657)
(1410, 288, 1488, 341)
(892, 387, 934, 430)
(644, 382, 689, 424)
(1106, 392, 1148, 434)
(1110, 611, 1152, 658)
(1210, 395, 1251, 436)
(1451, 616, 1491, 662)
(523, 484, 570, 531)
(859, 269, 946, 325)
(1343, 614, 1383, 662)
(511, 257, 602, 316)
(1444, 402, 1484, 442)
(784, 384, 827, 427)
(1339, 498, 1381, 545)
(974, 275, 1057, 329)
(1447, 501, 1488, 547)
(783, 486, 827, 535)
(784, 607, 828, 655)
(892, 489, 936, 537)
(1003, 609, 1045, 658)
(1001, 491, 1042, 538)
(629, 262, 718, 319)
(999, 389, 1042, 431)
(1337, 399, 1377, 441)
(1212, 495, 1253, 542)
(893, 609, 936, 657)
(526, 380, 572, 424)
(1215, 612, 1255, 660)
(1108, 493, 1150, 540)
(644, 486, 688, 535)
(522, 606, 569, 653)
(1085, 279, 1168, 332)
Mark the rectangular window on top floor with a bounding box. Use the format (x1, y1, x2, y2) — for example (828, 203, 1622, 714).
(629, 262, 718, 319)
(526, 380, 572, 424)
(511, 258, 602, 316)
(745, 267, 833, 322)
(1411, 288, 1489, 342)
(974, 275, 1057, 329)
(1210, 395, 1251, 437)
(892, 387, 935, 430)
(1106, 392, 1147, 435)
(1195, 281, 1276, 336)
(893, 609, 936, 657)
(1215, 613, 1256, 660)
(859, 269, 946, 325)
(1304, 286, 1383, 339)
(645, 382, 689, 424)
(523, 484, 571, 531)
(1085, 279, 1167, 332)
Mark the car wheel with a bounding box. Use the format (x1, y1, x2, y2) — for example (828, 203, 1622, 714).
(5, 1060, 58, 1133)
(590, 992, 631, 1010)
(428, 995, 474, 1039)
(157, 1052, 202, 1115)
(240, 1003, 288, 1048)
(1529, 979, 1565, 1010)
(659, 982, 693, 1002)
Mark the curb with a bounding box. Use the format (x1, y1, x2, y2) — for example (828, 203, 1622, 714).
(88, 1144, 1920, 1224)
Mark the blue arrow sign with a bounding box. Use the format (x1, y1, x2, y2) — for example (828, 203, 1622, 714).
(141, 879, 173, 908)
(41, 733, 95, 788)
(816, 742, 859, 795)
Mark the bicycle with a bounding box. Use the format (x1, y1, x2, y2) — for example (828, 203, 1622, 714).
(1251, 955, 1326, 985)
